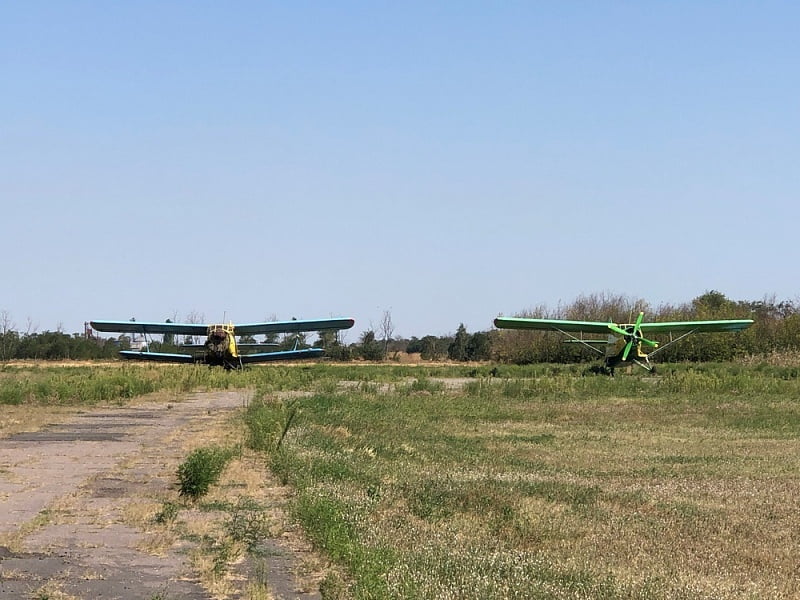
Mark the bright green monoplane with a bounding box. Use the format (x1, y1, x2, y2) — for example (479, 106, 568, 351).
(494, 313, 754, 375)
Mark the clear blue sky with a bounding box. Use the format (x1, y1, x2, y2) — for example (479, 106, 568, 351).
(2, 2, 798, 340)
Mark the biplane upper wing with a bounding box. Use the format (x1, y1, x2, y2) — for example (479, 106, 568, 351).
(90, 320, 208, 336)
(638, 319, 754, 333)
(493, 317, 614, 334)
(233, 318, 355, 336)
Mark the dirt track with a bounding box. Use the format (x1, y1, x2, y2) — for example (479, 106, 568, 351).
(0, 391, 320, 599)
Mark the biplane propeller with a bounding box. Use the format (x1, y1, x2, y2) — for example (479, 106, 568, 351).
(90, 317, 355, 370)
(494, 312, 753, 375)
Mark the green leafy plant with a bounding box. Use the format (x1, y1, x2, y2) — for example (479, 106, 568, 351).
(154, 501, 180, 524)
(177, 445, 235, 500)
(225, 497, 271, 551)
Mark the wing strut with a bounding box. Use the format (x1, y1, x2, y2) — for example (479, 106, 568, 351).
(644, 328, 698, 359)
(554, 327, 607, 356)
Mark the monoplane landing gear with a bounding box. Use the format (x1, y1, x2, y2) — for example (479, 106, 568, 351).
(633, 358, 655, 375)
(584, 364, 614, 376)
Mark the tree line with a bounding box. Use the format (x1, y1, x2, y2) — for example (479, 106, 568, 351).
(2, 292, 800, 364)
(0, 329, 120, 361)
(351, 291, 800, 364)
(490, 291, 800, 365)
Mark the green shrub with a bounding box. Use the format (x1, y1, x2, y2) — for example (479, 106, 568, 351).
(177, 445, 235, 500)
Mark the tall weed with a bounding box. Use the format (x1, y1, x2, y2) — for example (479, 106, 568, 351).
(177, 445, 236, 500)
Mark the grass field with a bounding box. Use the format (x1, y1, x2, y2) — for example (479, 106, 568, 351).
(3, 361, 800, 598)
(242, 363, 800, 599)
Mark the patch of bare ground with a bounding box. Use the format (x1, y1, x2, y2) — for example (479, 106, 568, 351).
(0, 390, 325, 599)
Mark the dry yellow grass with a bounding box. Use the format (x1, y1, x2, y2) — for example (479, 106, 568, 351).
(29, 581, 80, 600)
(0, 405, 79, 438)
(439, 404, 800, 596)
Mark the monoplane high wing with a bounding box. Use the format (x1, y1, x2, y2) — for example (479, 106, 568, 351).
(493, 318, 615, 334)
(637, 320, 754, 334)
(493, 317, 753, 334)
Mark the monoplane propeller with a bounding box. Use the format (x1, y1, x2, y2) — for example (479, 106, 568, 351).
(606, 312, 659, 360)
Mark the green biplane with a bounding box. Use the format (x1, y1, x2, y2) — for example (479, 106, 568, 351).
(494, 312, 754, 375)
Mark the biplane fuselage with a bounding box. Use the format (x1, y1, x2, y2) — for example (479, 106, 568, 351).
(203, 323, 240, 368)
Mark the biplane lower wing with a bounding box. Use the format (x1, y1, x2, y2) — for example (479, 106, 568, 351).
(119, 351, 195, 363)
(239, 348, 325, 364)
(120, 348, 324, 365)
